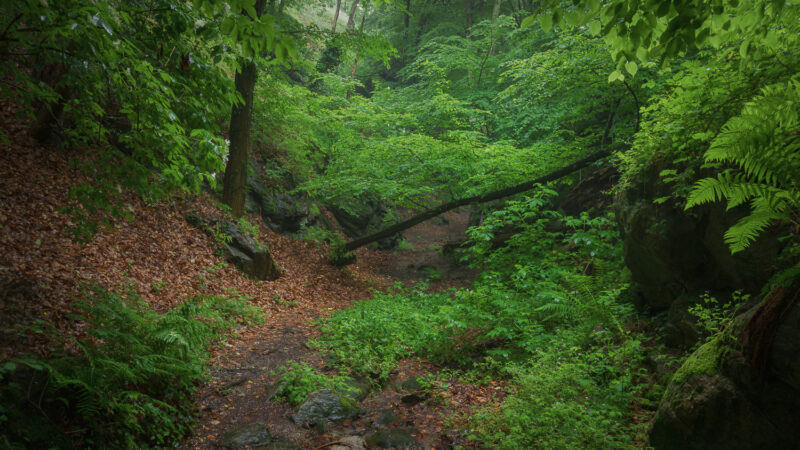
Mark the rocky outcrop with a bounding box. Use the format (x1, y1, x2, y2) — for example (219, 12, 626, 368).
(648, 284, 800, 449)
(221, 221, 280, 281)
(615, 163, 782, 312)
(245, 175, 330, 235)
(185, 213, 280, 281)
(326, 198, 402, 250)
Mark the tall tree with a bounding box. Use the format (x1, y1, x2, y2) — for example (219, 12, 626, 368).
(346, 0, 360, 29)
(332, 0, 342, 32)
(222, 0, 268, 217)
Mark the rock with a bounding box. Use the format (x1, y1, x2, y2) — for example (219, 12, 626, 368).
(326, 198, 402, 249)
(246, 174, 326, 234)
(184, 214, 280, 281)
(365, 429, 417, 448)
(344, 376, 372, 401)
(329, 435, 367, 450)
(377, 408, 401, 425)
(615, 161, 783, 314)
(219, 221, 280, 281)
(399, 377, 422, 392)
(220, 423, 274, 449)
(662, 295, 701, 348)
(292, 389, 361, 427)
(648, 295, 800, 449)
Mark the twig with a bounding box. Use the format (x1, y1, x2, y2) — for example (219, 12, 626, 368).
(313, 441, 344, 450)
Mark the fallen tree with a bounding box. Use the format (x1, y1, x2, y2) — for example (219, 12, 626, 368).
(343, 148, 612, 252)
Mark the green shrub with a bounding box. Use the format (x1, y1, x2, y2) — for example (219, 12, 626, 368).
(0, 284, 263, 448)
(312, 193, 655, 446)
(271, 361, 355, 406)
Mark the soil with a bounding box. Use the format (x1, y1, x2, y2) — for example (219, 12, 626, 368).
(0, 98, 497, 449)
(182, 209, 493, 449)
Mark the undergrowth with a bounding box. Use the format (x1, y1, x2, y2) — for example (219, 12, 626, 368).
(270, 361, 355, 406)
(312, 189, 661, 447)
(0, 284, 263, 448)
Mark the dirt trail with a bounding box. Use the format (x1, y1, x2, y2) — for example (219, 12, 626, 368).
(183, 209, 483, 449)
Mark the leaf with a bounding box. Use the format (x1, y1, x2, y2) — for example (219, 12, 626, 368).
(608, 70, 624, 83)
(520, 15, 536, 28)
(625, 61, 638, 76)
(589, 20, 601, 35)
(540, 14, 553, 32)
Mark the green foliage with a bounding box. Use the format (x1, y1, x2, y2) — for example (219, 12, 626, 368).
(237, 217, 260, 239)
(312, 192, 654, 445)
(270, 361, 354, 406)
(0, 284, 262, 448)
(686, 78, 800, 252)
(689, 291, 749, 337)
(467, 337, 648, 449)
(328, 238, 356, 266)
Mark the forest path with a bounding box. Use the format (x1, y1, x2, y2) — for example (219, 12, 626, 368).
(183, 209, 483, 449)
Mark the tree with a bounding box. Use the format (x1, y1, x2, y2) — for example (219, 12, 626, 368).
(222, 0, 269, 218)
(343, 148, 613, 251)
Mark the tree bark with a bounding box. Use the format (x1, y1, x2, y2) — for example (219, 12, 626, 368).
(222, 0, 267, 218)
(489, 0, 502, 56)
(343, 148, 612, 251)
(346, 0, 359, 30)
(332, 0, 342, 32)
(465, 0, 473, 36)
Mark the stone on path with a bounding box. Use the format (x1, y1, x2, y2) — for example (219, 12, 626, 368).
(292, 389, 361, 427)
(365, 428, 417, 448)
(220, 423, 298, 449)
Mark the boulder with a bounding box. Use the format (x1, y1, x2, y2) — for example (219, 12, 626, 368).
(648, 292, 800, 449)
(246, 174, 327, 234)
(220, 221, 280, 281)
(220, 423, 297, 449)
(615, 162, 782, 313)
(292, 389, 361, 427)
(365, 429, 417, 448)
(326, 198, 402, 250)
(184, 214, 280, 281)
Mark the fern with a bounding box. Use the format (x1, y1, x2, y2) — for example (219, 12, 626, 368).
(1, 284, 263, 447)
(686, 77, 800, 252)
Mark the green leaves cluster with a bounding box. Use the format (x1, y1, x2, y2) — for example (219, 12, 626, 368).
(0, 284, 263, 448)
(312, 189, 653, 445)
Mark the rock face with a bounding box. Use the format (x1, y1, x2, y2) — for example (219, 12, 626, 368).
(185, 213, 280, 281)
(326, 198, 401, 250)
(246, 175, 326, 234)
(615, 163, 782, 312)
(292, 389, 362, 427)
(648, 290, 800, 449)
(220, 221, 280, 281)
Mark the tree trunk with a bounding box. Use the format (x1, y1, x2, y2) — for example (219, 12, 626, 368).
(465, 0, 473, 37)
(489, 0, 502, 56)
(343, 148, 612, 251)
(346, 0, 359, 30)
(222, 0, 267, 218)
(346, 8, 367, 99)
(332, 0, 342, 32)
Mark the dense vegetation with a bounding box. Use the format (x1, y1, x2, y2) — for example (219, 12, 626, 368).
(1, 0, 798, 448)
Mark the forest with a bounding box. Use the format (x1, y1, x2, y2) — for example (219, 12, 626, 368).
(1, 0, 799, 448)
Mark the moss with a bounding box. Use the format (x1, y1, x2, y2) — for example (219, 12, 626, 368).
(670, 334, 730, 385)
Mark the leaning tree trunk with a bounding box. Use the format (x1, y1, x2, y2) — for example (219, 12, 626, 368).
(222, 0, 267, 218)
(343, 148, 612, 251)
